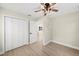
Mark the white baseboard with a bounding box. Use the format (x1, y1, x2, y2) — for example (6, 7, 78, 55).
(52, 40, 79, 50)
(43, 40, 51, 46)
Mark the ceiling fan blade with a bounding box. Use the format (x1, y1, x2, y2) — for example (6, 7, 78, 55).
(51, 3, 56, 6)
(52, 9, 58, 12)
(40, 3, 44, 6)
(34, 9, 41, 12)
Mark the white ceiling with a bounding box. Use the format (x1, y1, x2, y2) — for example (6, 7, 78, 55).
(0, 3, 79, 18)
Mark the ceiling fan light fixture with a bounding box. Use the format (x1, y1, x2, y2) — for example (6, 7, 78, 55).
(35, 3, 58, 16)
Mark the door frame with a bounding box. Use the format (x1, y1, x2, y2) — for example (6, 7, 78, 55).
(28, 20, 30, 44)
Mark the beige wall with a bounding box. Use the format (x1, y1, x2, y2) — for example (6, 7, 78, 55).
(52, 11, 79, 49)
(0, 8, 28, 54)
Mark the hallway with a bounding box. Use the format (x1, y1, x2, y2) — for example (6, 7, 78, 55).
(2, 42, 79, 56)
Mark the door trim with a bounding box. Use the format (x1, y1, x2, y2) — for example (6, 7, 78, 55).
(28, 20, 30, 45)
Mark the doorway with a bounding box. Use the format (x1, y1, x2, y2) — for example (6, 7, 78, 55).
(28, 20, 38, 44)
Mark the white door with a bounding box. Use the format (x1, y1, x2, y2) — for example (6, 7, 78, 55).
(5, 17, 28, 51)
(29, 21, 37, 44)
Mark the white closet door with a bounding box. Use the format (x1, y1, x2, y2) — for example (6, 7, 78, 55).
(5, 17, 28, 51)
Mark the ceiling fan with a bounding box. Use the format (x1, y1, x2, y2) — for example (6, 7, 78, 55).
(34, 3, 58, 16)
